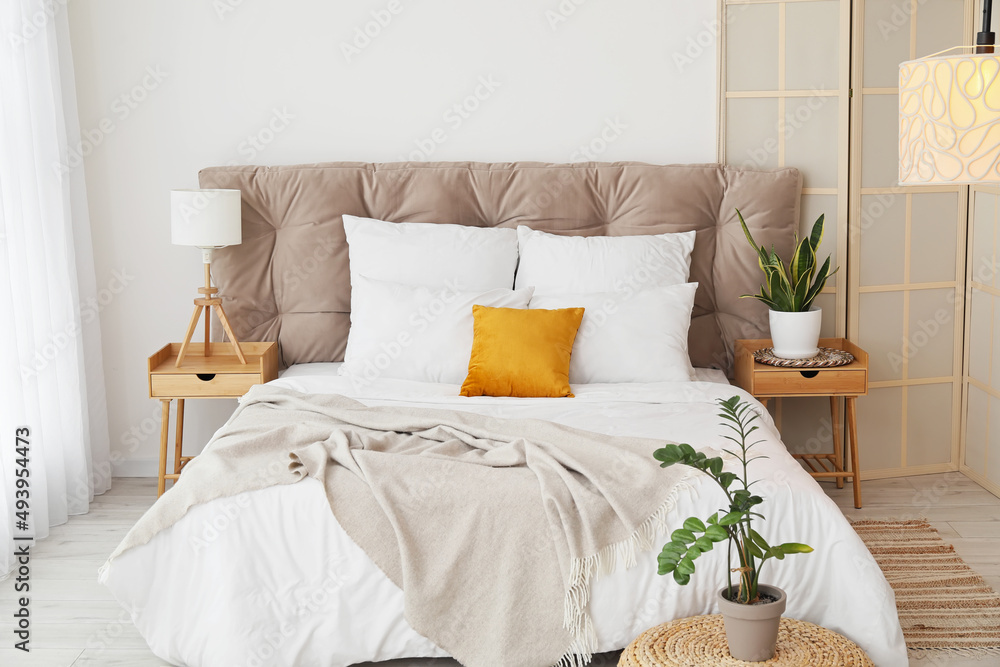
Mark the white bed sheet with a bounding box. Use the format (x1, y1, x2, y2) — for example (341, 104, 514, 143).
(102, 365, 907, 667)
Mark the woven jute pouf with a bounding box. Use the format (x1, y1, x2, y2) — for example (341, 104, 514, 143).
(618, 614, 874, 666)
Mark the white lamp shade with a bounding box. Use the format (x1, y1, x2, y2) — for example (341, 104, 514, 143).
(899, 52, 1000, 184)
(171, 189, 242, 247)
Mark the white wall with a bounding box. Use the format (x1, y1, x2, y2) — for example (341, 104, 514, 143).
(67, 0, 718, 475)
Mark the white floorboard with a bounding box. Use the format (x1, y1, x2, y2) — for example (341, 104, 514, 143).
(0, 473, 996, 666)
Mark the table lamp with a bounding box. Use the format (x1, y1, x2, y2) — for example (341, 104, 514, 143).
(170, 189, 246, 367)
(899, 0, 1000, 184)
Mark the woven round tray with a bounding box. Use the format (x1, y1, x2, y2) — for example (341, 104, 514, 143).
(753, 347, 854, 368)
(618, 615, 874, 667)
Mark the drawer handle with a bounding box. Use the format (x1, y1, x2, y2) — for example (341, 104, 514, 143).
(196, 373, 217, 382)
(799, 370, 820, 379)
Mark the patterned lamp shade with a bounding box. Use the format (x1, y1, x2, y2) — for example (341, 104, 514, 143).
(899, 50, 1000, 184)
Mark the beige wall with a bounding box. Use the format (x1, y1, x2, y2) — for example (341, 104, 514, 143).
(722, 0, 971, 479)
(68, 0, 719, 475)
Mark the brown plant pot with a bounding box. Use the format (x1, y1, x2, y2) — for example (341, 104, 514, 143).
(716, 584, 787, 662)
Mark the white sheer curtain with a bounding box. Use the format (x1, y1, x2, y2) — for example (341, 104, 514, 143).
(0, 0, 111, 576)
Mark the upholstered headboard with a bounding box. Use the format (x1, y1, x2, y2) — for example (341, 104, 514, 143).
(200, 161, 801, 375)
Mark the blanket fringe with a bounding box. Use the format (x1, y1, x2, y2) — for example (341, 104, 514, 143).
(557, 476, 695, 667)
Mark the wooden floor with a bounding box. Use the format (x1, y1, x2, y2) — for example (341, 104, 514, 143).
(1, 472, 997, 667)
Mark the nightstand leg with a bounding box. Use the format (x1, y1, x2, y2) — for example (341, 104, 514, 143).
(174, 399, 185, 475)
(846, 397, 862, 508)
(158, 399, 171, 497)
(204, 303, 212, 358)
(830, 397, 844, 489)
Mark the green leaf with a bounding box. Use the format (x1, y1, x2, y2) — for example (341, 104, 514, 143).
(736, 209, 770, 266)
(719, 511, 743, 526)
(658, 561, 676, 575)
(779, 542, 814, 554)
(672, 570, 691, 585)
(749, 530, 771, 552)
(808, 213, 825, 252)
(747, 541, 764, 559)
(769, 547, 785, 560)
(706, 512, 719, 525)
(694, 536, 713, 551)
(653, 444, 682, 465)
(708, 458, 724, 476)
(802, 255, 835, 311)
(718, 472, 738, 489)
(678, 443, 696, 460)
(685, 545, 701, 560)
(789, 236, 814, 287)
(705, 525, 728, 542)
(765, 267, 793, 312)
(683, 517, 706, 533)
(792, 270, 812, 312)
(671, 529, 696, 544)
(676, 557, 696, 575)
(663, 542, 686, 556)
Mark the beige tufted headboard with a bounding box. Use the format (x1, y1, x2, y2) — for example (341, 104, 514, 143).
(200, 161, 801, 376)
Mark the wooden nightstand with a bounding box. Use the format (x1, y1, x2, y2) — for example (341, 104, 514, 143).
(733, 338, 868, 508)
(148, 341, 278, 496)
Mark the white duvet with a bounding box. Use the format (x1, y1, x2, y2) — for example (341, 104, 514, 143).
(101, 365, 907, 666)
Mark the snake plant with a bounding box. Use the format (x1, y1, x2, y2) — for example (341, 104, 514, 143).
(653, 397, 812, 604)
(737, 208, 838, 313)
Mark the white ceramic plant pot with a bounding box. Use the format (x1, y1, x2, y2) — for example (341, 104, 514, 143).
(769, 308, 822, 359)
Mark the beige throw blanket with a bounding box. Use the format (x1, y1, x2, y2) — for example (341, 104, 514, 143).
(103, 386, 692, 666)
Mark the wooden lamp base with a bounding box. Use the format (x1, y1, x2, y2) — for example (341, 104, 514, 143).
(175, 260, 246, 368)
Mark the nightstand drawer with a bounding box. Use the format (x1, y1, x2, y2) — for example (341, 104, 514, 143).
(752, 368, 867, 396)
(150, 372, 261, 398)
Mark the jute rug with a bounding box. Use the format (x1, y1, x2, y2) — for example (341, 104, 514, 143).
(852, 519, 1000, 658)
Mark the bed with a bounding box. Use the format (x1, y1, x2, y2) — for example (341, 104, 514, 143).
(101, 162, 907, 666)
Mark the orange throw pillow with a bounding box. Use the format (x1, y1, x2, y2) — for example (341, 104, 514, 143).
(460, 305, 585, 398)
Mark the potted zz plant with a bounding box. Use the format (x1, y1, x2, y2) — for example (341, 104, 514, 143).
(653, 396, 813, 661)
(737, 208, 838, 360)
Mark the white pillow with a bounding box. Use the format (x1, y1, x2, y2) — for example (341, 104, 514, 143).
(529, 283, 697, 384)
(341, 276, 534, 385)
(343, 215, 518, 290)
(514, 226, 696, 293)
